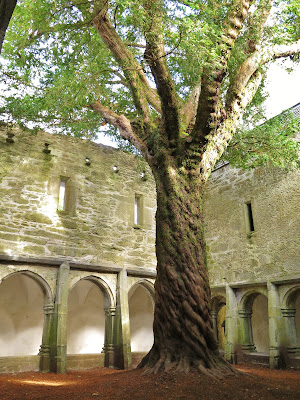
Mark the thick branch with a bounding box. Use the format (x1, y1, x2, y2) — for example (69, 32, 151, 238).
(143, 0, 180, 149)
(180, 85, 201, 132)
(201, 71, 263, 183)
(93, 4, 161, 118)
(0, 0, 17, 53)
(226, 40, 300, 112)
(90, 100, 150, 158)
(191, 0, 253, 142)
(245, 0, 273, 55)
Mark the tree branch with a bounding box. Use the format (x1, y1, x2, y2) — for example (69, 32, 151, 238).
(226, 40, 300, 112)
(93, 2, 161, 120)
(244, 0, 273, 55)
(90, 100, 152, 160)
(142, 0, 181, 150)
(191, 0, 253, 142)
(200, 71, 263, 183)
(180, 85, 201, 132)
(0, 0, 17, 54)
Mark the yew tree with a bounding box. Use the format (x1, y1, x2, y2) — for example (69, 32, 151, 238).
(1, 0, 300, 376)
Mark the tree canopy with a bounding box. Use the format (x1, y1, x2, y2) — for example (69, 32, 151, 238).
(1, 0, 299, 171)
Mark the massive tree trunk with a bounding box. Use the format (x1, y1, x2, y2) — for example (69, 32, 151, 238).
(138, 160, 235, 377)
(0, 0, 17, 54)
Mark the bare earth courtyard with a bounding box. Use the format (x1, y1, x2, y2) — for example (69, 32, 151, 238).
(0, 364, 299, 400)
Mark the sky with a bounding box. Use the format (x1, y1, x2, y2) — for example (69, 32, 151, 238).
(264, 60, 300, 119)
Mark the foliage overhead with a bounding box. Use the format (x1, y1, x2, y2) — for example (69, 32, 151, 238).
(0, 0, 300, 171)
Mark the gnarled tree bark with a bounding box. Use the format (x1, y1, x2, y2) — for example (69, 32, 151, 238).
(0, 0, 16, 54)
(138, 159, 237, 377)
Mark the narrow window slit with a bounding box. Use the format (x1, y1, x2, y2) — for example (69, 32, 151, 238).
(246, 202, 255, 232)
(134, 194, 142, 226)
(58, 178, 68, 211)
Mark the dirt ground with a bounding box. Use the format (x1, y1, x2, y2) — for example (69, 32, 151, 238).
(0, 363, 299, 400)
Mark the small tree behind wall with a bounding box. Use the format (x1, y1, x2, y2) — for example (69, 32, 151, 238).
(1, 0, 300, 377)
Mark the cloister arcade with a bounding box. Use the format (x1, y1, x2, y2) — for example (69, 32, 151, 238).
(0, 264, 299, 373)
(0, 265, 155, 373)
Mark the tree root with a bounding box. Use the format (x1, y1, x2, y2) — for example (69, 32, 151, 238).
(138, 350, 240, 378)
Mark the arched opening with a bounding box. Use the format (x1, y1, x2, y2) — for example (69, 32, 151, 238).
(67, 279, 106, 354)
(296, 292, 300, 346)
(128, 283, 154, 352)
(217, 304, 226, 350)
(0, 273, 45, 356)
(252, 294, 269, 353)
(282, 286, 300, 354)
(239, 291, 269, 354)
(211, 295, 226, 350)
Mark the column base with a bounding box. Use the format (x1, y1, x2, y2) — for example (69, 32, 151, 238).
(241, 344, 256, 352)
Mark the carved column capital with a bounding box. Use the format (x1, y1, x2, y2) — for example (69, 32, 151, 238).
(281, 308, 296, 318)
(238, 309, 252, 318)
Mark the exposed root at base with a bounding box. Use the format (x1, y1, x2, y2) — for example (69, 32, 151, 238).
(138, 351, 240, 379)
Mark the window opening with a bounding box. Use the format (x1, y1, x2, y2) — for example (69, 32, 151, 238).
(134, 195, 141, 226)
(246, 202, 255, 232)
(58, 178, 67, 211)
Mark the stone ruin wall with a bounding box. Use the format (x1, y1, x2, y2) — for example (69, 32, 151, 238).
(204, 163, 300, 286)
(1, 124, 299, 286)
(0, 125, 156, 271)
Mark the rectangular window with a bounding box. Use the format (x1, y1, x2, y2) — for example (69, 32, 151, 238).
(57, 178, 68, 211)
(246, 201, 255, 232)
(134, 194, 142, 226)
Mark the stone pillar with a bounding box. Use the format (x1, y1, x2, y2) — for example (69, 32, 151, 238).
(114, 270, 132, 369)
(267, 282, 281, 369)
(238, 309, 256, 352)
(211, 310, 219, 345)
(224, 285, 238, 363)
(39, 303, 54, 372)
(50, 262, 70, 373)
(281, 308, 299, 355)
(103, 306, 116, 368)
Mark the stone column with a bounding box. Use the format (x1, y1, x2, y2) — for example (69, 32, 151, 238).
(50, 262, 70, 373)
(281, 308, 299, 355)
(39, 303, 54, 372)
(267, 282, 281, 369)
(103, 306, 116, 368)
(224, 285, 238, 363)
(238, 309, 256, 352)
(114, 270, 132, 369)
(211, 310, 219, 345)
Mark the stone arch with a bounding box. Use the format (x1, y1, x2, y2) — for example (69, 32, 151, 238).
(211, 295, 226, 350)
(1, 270, 53, 305)
(0, 270, 51, 358)
(67, 276, 112, 355)
(128, 279, 155, 303)
(211, 295, 226, 312)
(239, 288, 267, 311)
(69, 275, 115, 309)
(281, 285, 300, 352)
(282, 285, 300, 310)
(128, 280, 154, 353)
(238, 289, 269, 353)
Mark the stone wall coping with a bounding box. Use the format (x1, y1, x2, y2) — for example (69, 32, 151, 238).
(126, 268, 157, 278)
(211, 275, 300, 290)
(0, 254, 122, 273)
(0, 254, 157, 277)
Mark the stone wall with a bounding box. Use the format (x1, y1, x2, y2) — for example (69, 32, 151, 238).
(0, 123, 299, 372)
(0, 125, 156, 270)
(204, 164, 300, 286)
